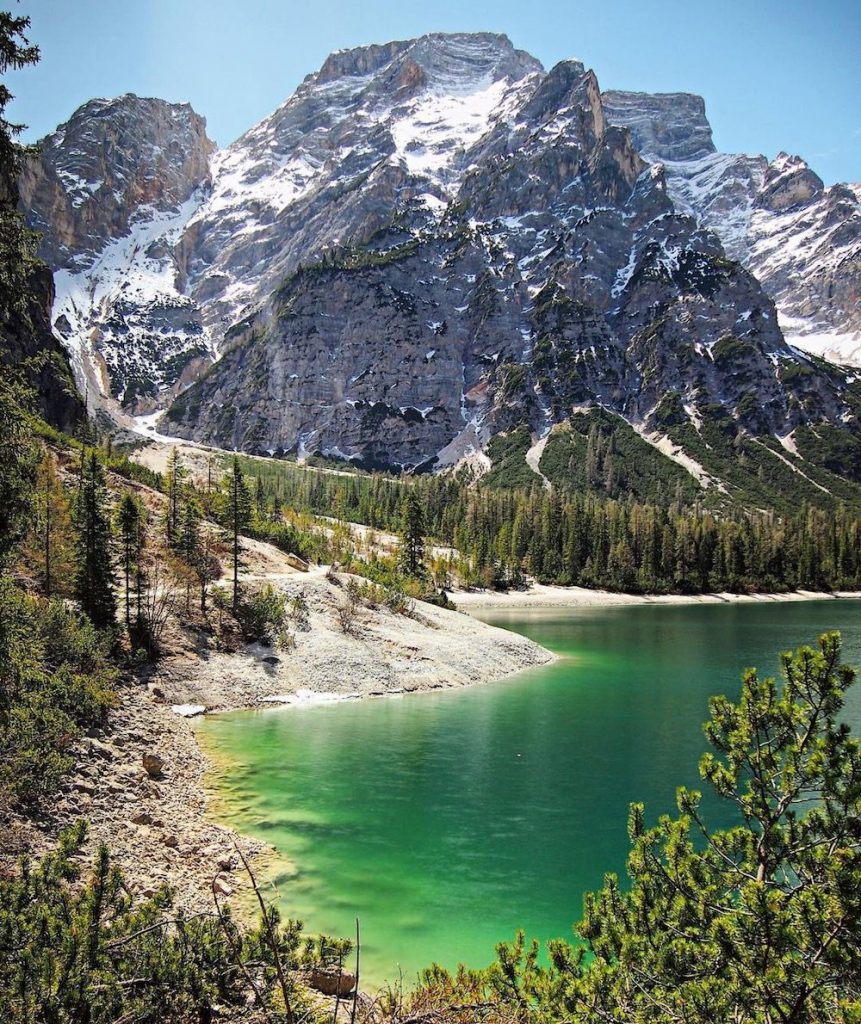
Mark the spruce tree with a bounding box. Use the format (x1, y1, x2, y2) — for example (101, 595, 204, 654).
(115, 492, 145, 634)
(398, 491, 427, 580)
(164, 447, 186, 548)
(254, 475, 265, 521)
(179, 496, 202, 566)
(220, 456, 251, 611)
(73, 451, 116, 629)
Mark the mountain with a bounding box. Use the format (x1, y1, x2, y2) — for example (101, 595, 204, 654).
(602, 91, 861, 365)
(18, 33, 861, 506)
(18, 94, 215, 411)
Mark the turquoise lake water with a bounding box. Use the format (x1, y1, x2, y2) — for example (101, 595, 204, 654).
(195, 599, 861, 986)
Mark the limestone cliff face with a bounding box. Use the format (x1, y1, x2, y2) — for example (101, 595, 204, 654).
(19, 95, 214, 268)
(19, 33, 861, 480)
(0, 260, 85, 432)
(602, 91, 716, 162)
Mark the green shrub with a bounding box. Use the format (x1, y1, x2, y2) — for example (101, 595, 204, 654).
(0, 581, 117, 806)
(235, 584, 288, 645)
(0, 821, 347, 1023)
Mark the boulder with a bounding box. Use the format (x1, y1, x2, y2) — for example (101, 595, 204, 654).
(309, 969, 357, 997)
(142, 752, 164, 777)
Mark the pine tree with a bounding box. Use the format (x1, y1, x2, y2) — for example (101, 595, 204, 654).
(164, 447, 186, 548)
(254, 475, 266, 521)
(531, 632, 861, 1022)
(176, 497, 204, 611)
(73, 451, 116, 629)
(220, 456, 251, 611)
(179, 496, 202, 566)
(115, 492, 145, 634)
(398, 491, 427, 580)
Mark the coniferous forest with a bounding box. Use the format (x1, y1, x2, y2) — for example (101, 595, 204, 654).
(226, 453, 861, 596)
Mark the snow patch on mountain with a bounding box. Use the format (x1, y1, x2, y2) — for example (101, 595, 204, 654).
(390, 76, 523, 178)
(52, 191, 214, 405)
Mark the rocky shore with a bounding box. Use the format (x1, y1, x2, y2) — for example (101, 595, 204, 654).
(3, 683, 265, 912)
(3, 555, 552, 917)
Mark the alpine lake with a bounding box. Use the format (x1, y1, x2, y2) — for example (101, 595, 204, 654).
(194, 599, 861, 987)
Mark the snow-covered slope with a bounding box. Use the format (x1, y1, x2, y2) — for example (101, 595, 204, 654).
(182, 32, 542, 335)
(19, 95, 215, 411)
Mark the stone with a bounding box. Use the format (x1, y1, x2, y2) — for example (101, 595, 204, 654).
(142, 753, 164, 778)
(212, 875, 233, 897)
(86, 739, 114, 760)
(309, 969, 357, 997)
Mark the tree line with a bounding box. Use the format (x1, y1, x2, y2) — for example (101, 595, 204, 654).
(227, 455, 861, 595)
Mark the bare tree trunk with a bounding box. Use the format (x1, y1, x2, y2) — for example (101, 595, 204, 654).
(350, 918, 360, 1024)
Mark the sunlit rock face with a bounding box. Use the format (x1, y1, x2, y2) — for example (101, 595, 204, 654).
(19, 95, 215, 411)
(21, 33, 860, 469)
(604, 92, 861, 365)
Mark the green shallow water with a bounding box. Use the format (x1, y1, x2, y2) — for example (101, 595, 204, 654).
(195, 600, 861, 988)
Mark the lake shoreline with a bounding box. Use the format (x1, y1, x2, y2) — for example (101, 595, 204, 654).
(454, 585, 861, 612)
(3, 557, 555, 939)
(191, 598, 861, 986)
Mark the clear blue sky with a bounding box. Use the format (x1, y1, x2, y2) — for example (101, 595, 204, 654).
(7, 0, 861, 184)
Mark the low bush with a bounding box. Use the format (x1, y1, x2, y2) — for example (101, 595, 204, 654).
(235, 584, 288, 645)
(0, 580, 117, 806)
(0, 821, 349, 1024)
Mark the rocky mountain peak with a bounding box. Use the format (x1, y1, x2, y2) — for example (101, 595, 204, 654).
(316, 39, 412, 83)
(601, 90, 716, 162)
(756, 152, 824, 212)
(599, 91, 860, 363)
(19, 93, 214, 270)
(18, 31, 861, 473)
(315, 32, 542, 91)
